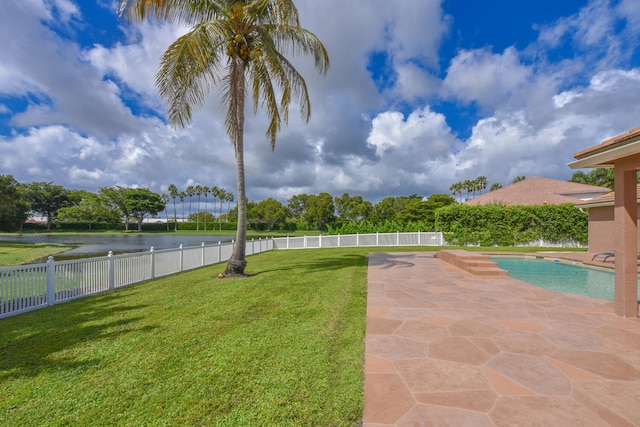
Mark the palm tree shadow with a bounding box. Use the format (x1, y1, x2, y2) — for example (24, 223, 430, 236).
(367, 252, 435, 269)
(0, 294, 158, 381)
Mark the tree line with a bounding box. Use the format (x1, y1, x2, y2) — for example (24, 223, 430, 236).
(1, 169, 621, 234)
(0, 176, 236, 233)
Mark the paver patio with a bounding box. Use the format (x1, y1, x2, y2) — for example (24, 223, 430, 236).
(364, 252, 640, 426)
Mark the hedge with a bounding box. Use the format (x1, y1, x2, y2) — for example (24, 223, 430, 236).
(434, 203, 588, 246)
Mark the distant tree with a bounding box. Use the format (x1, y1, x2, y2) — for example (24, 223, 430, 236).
(462, 179, 474, 200)
(249, 198, 288, 229)
(122, 188, 165, 232)
(373, 195, 420, 222)
(475, 176, 488, 195)
(168, 184, 179, 231)
(100, 186, 131, 231)
(569, 168, 616, 190)
(490, 182, 502, 192)
(188, 211, 215, 223)
(449, 182, 463, 203)
(23, 182, 69, 230)
(201, 185, 210, 231)
(288, 194, 310, 222)
(211, 186, 220, 228)
(305, 192, 335, 230)
(334, 193, 372, 223)
(217, 188, 227, 230)
(0, 175, 28, 231)
(178, 191, 186, 229)
(224, 191, 234, 222)
(194, 185, 203, 231)
(512, 176, 526, 184)
(161, 194, 170, 230)
(58, 190, 121, 229)
(185, 185, 195, 220)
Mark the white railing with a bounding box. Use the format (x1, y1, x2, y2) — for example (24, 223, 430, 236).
(0, 232, 443, 319)
(272, 231, 444, 249)
(0, 238, 273, 319)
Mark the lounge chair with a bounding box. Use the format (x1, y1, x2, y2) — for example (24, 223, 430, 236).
(591, 252, 640, 263)
(591, 252, 615, 262)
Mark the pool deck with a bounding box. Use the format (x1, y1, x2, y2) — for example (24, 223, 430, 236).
(364, 252, 640, 426)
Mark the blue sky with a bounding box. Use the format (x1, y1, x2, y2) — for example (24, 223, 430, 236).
(1, 0, 639, 203)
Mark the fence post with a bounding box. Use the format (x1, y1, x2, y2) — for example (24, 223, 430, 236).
(252, 238, 255, 255)
(376, 232, 379, 247)
(418, 231, 421, 246)
(304, 235, 307, 249)
(286, 235, 290, 249)
(338, 234, 341, 248)
(46, 256, 55, 306)
(150, 247, 155, 279)
(396, 231, 400, 246)
(319, 234, 322, 248)
(218, 241, 222, 263)
(108, 251, 115, 290)
(179, 244, 184, 272)
(201, 242, 205, 266)
(357, 233, 360, 247)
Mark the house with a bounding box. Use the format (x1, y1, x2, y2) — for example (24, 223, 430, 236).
(464, 176, 610, 206)
(576, 185, 640, 255)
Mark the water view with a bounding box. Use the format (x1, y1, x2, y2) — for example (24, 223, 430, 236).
(0, 233, 234, 258)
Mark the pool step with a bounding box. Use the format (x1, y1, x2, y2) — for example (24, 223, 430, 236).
(437, 250, 508, 276)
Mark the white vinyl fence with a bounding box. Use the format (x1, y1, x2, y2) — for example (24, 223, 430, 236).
(0, 238, 272, 319)
(0, 232, 443, 319)
(272, 231, 444, 249)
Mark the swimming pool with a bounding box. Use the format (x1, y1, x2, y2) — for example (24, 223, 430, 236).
(490, 257, 640, 301)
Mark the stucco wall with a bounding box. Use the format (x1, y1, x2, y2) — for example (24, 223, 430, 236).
(588, 206, 640, 254)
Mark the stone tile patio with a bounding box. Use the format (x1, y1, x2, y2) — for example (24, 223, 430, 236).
(364, 252, 640, 426)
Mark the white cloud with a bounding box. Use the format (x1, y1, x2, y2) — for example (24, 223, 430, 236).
(442, 47, 534, 110)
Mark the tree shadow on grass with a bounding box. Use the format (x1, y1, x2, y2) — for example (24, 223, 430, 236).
(250, 253, 368, 276)
(0, 292, 157, 380)
(367, 252, 436, 269)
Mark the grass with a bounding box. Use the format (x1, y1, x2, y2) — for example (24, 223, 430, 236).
(0, 242, 73, 267)
(0, 248, 378, 426)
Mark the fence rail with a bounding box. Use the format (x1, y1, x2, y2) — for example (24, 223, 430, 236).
(0, 238, 274, 319)
(0, 232, 443, 319)
(272, 231, 444, 249)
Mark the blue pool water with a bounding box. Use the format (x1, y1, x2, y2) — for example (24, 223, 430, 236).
(490, 257, 640, 301)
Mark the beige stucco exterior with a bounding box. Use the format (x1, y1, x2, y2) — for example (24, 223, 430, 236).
(570, 126, 640, 317)
(586, 205, 640, 255)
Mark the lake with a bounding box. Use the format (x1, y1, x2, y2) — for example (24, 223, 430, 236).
(0, 233, 235, 257)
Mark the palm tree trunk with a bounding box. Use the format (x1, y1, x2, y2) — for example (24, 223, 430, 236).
(226, 57, 247, 276)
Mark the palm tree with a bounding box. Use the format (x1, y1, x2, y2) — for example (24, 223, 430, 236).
(449, 182, 462, 203)
(202, 185, 210, 231)
(475, 176, 488, 196)
(211, 186, 221, 229)
(194, 184, 203, 231)
(217, 188, 226, 230)
(178, 190, 186, 227)
(119, 0, 329, 276)
(161, 194, 170, 230)
(185, 185, 195, 221)
(225, 191, 234, 221)
(168, 184, 179, 231)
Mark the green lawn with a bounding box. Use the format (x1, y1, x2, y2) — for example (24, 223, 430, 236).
(0, 242, 73, 267)
(0, 248, 375, 426)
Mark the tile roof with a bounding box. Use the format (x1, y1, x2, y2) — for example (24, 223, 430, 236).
(574, 126, 640, 159)
(464, 176, 610, 206)
(577, 184, 640, 208)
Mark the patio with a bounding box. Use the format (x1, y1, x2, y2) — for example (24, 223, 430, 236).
(364, 252, 640, 426)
